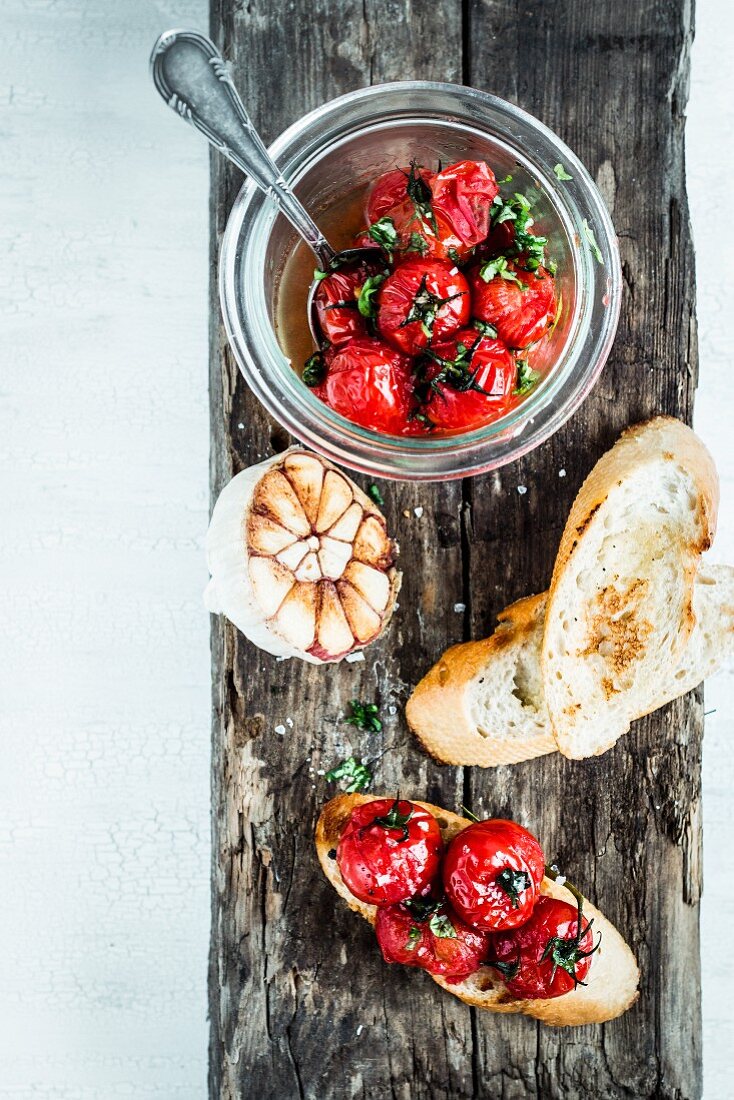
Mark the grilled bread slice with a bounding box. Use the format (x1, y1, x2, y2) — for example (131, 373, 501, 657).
(542, 417, 718, 758)
(316, 793, 639, 1026)
(406, 564, 734, 766)
(407, 418, 725, 765)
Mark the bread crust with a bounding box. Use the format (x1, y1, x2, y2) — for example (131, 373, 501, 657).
(316, 793, 639, 1026)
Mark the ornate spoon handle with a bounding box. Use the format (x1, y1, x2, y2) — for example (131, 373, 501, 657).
(150, 29, 335, 267)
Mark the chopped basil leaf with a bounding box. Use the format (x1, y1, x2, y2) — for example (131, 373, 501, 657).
(302, 352, 326, 387)
(368, 483, 385, 507)
(324, 757, 372, 793)
(473, 319, 498, 338)
(428, 912, 456, 939)
(495, 867, 532, 909)
(368, 216, 399, 253)
(357, 273, 386, 319)
(346, 699, 382, 733)
(479, 256, 528, 289)
(490, 957, 521, 981)
(582, 219, 604, 264)
(405, 232, 429, 256)
(446, 246, 462, 265)
(497, 174, 513, 184)
(553, 163, 573, 181)
(514, 359, 540, 396)
(313, 267, 329, 281)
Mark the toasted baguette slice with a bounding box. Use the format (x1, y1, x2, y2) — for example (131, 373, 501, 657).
(543, 417, 718, 758)
(406, 564, 734, 766)
(316, 793, 639, 1026)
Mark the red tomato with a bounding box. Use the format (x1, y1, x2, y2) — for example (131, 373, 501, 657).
(377, 257, 470, 356)
(431, 160, 499, 256)
(469, 261, 556, 349)
(365, 166, 435, 223)
(418, 328, 516, 432)
(323, 338, 415, 435)
(442, 819, 545, 932)
(364, 164, 465, 262)
(375, 897, 489, 983)
(488, 894, 599, 999)
(314, 259, 385, 348)
(336, 797, 443, 906)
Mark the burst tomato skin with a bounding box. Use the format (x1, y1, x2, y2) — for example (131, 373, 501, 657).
(488, 895, 596, 999)
(323, 338, 415, 435)
(421, 328, 515, 432)
(469, 261, 556, 348)
(365, 166, 436, 224)
(336, 799, 444, 906)
(364, 165, 470, 262)
(431, 160, 499, 256)
(442, 819, 545, 932)
(314, 259, 384, 347)
(377, 257, 470, 357)
(375, 899, 489, 983)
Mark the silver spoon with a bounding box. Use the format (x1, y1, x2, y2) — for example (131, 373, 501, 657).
(150, 29, 379, 346)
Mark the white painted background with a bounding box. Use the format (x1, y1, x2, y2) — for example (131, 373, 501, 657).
(0, 1, 731, 1096)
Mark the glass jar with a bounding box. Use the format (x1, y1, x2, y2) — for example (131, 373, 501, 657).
(219, 81, 620, 481)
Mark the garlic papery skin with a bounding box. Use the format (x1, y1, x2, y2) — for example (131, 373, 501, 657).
(205, 447, 401, 664)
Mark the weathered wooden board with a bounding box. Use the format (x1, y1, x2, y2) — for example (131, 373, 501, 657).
(209, 1, 700, 1097)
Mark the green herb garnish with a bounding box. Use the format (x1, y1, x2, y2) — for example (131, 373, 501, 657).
(324, 757, 372, 793)
(472, 319, 498, 338)
(497, 173, 514, 184)
(302, 352, 326, 387)
(357, 273, 386, 319)
(479, 255, 528, 289)
(400, 272, 466, 338)
(582, 219, 604, 264)
(346, 699, 382, 733)
(373, 796, 414, 842)
(446, 246, 462, 265)
(405, 232, 429, 256)
(495, 867, 532, 909)
(489, 957, 520, 981)
(368, 216, 399, 254)
(428, 912, 456, 939)
(368, 483, 385, 507)
(514, 359, 540, 396)
(313, 267, 329, 281)
(553, 163, 573, 181)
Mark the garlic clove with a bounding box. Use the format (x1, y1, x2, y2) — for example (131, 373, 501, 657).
(327, 501, 364, 542)
(271, 581, 317, 651)
(318, 536, 353, 580)
(343, 560, 391, 613)
(315, 470, 353, 533)
(353, 515, 393, 569)
(254, 469, 311, 537)
(283, 452, 324, 526)
(248, 556, 296, 616)
(317, 582, 355, 657)
(247, 513, 299, 556)
(295, 551, 322, 583)
(337, 580, 383, 643)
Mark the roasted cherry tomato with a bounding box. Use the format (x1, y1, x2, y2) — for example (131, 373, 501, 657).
(336, 797, 443, 906)
(488, 894, 599, 999)
(442, 819, 545, 932)
(430, 160, 499, 257)
(364, 163, 464, 262)
(314, 258, 385, 347)
(375, 895, 489, 983)
(469, 261, 556, 349)
(377, 257, 470, 357)
(417, 327, 516, 432)
(323, 338, 415, 435)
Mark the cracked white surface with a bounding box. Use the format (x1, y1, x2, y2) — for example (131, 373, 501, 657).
(0, 1, 210, 1097)
(0, 0, 731, 1095)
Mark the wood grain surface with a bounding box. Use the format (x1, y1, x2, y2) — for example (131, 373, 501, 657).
(208, 2, 700, 1097)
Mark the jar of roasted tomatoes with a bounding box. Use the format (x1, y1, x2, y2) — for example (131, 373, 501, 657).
(220, 82, 621, 481)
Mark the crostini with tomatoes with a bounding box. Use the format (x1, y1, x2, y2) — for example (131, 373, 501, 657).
(316, 793, 639, 1026)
